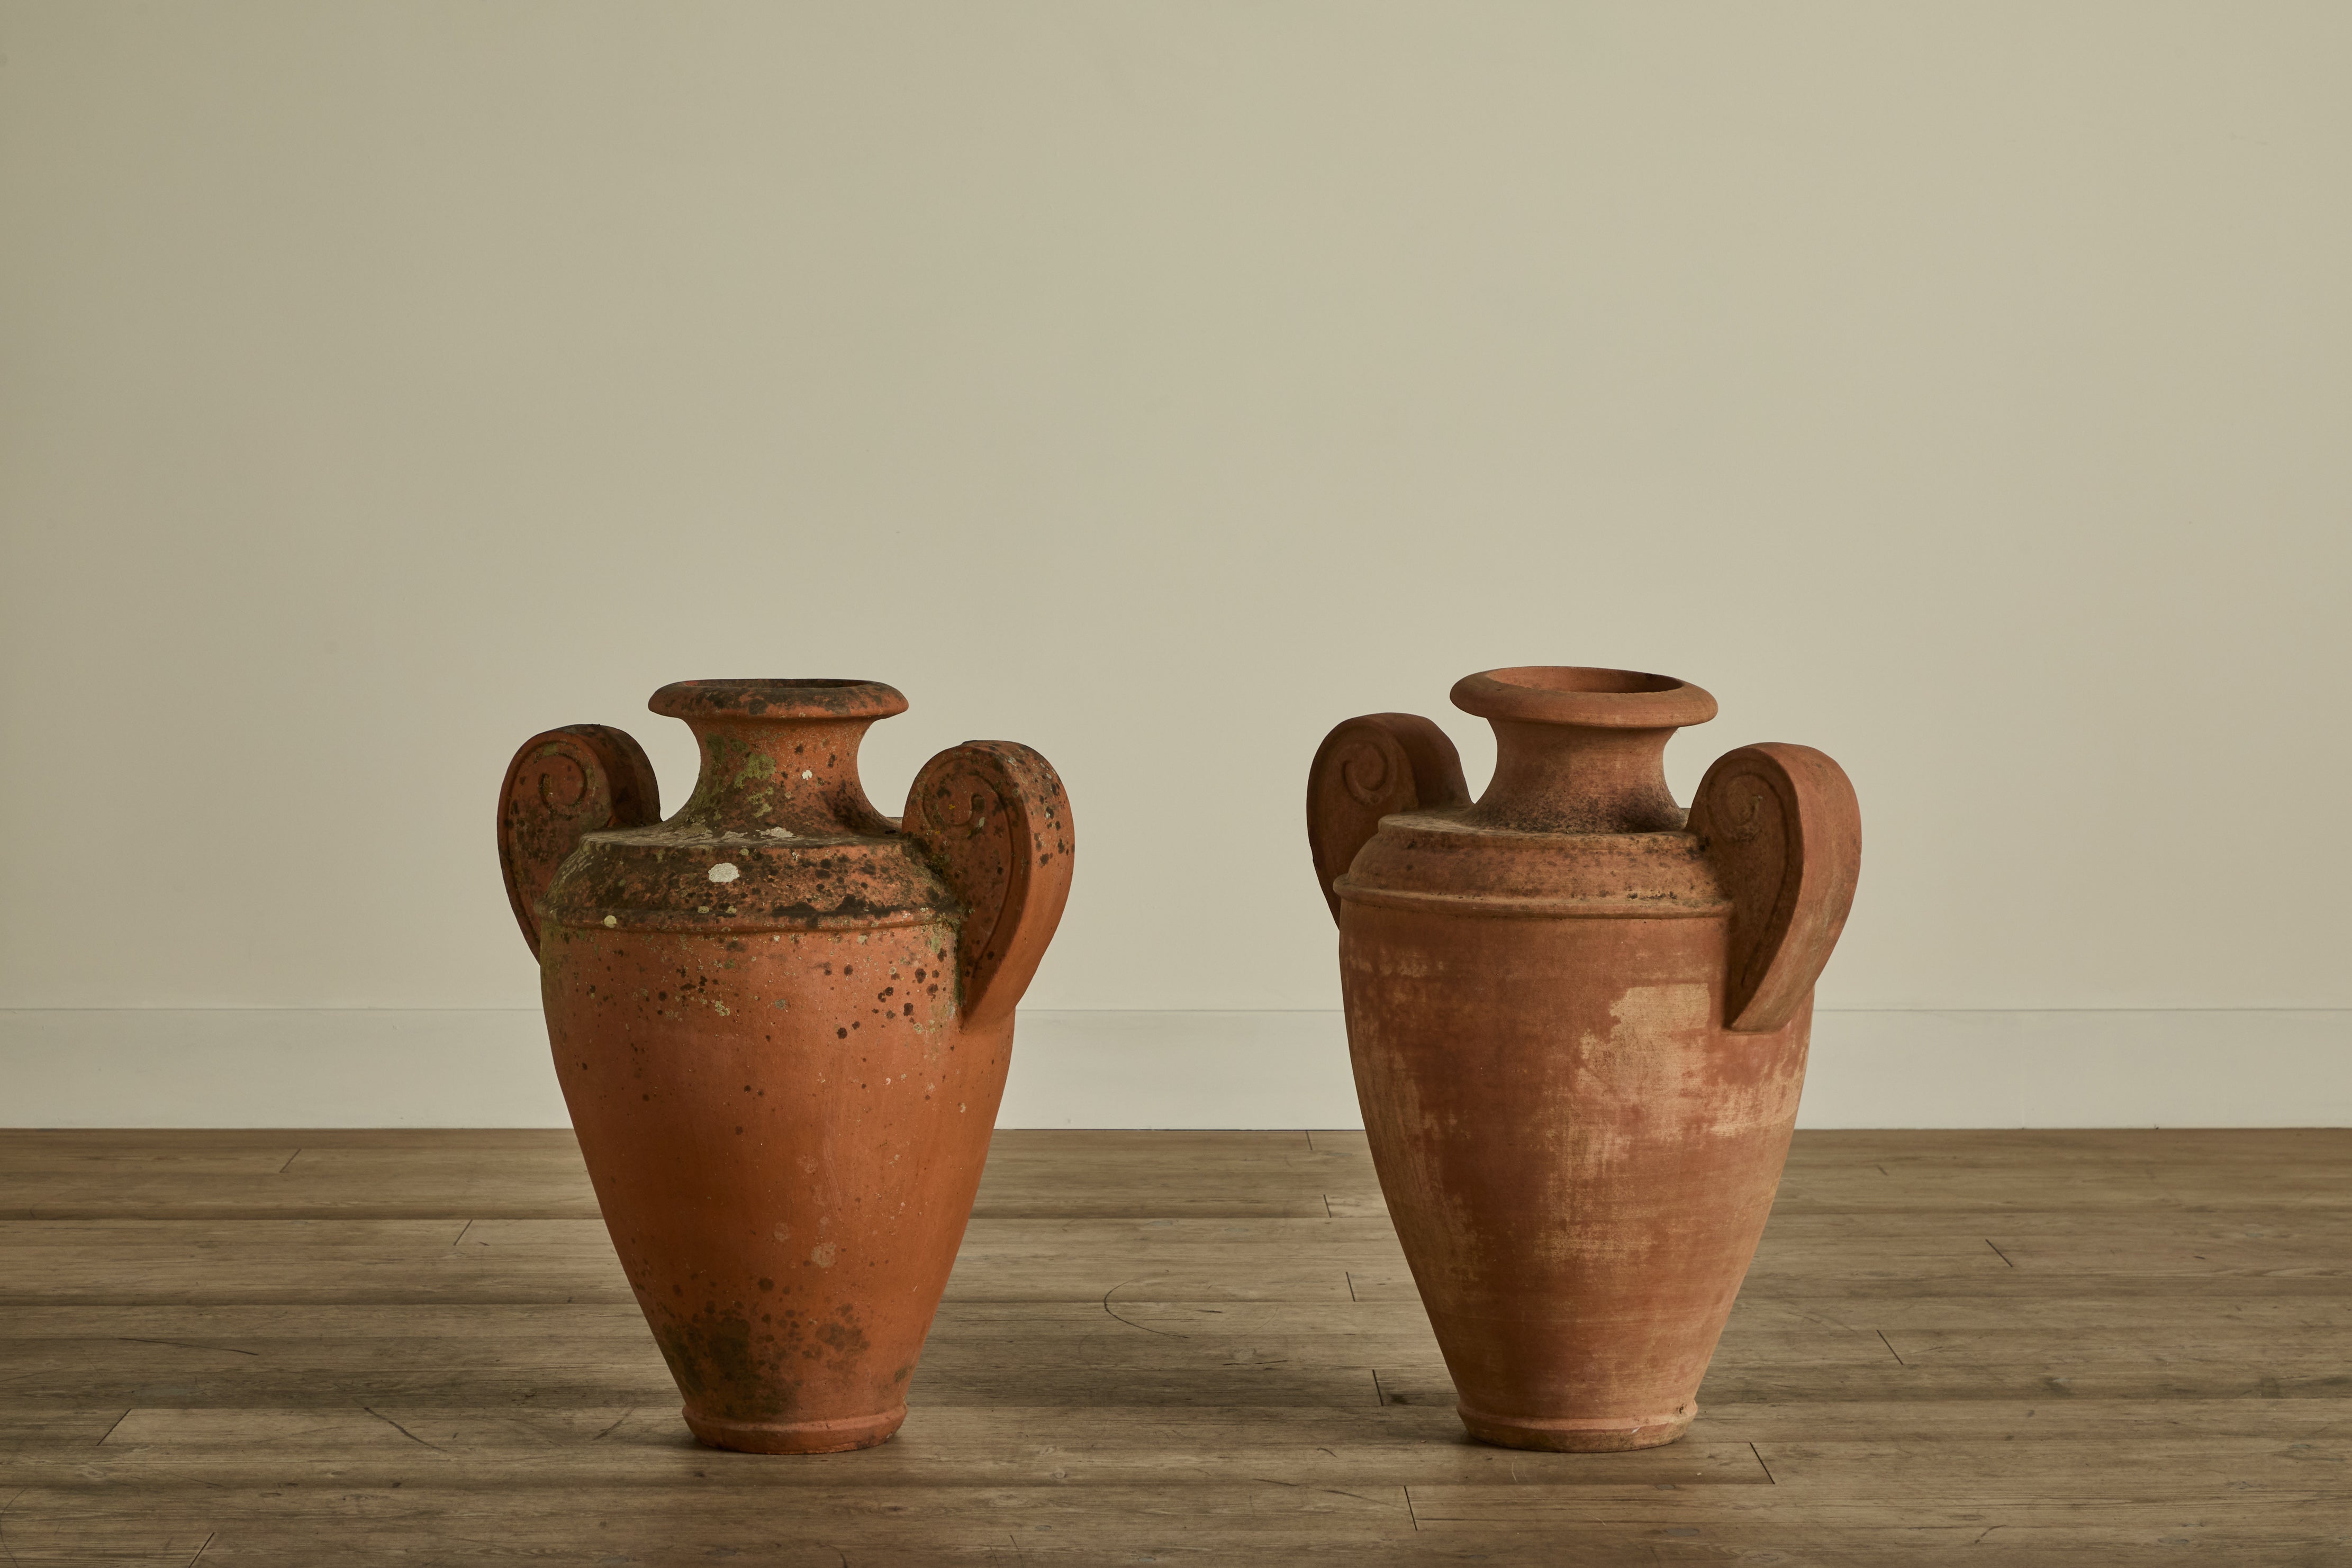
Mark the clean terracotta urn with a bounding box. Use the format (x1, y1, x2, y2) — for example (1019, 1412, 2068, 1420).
(1306, 667, 1860, 1452)
(496, 679, 1072, 1453)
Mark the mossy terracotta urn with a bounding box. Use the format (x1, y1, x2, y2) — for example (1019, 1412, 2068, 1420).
(496, 679, 1072, 1452)
(1306, 667, 1860, 1451)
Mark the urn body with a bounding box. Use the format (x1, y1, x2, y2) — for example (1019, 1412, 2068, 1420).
(499, 679, 1071, 1452)
(1308, 668, 1858, 1451)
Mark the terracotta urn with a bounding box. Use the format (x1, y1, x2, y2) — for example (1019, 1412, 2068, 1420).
(496, 679, 1072, 1452)
(1306, 667, 1859, 1452)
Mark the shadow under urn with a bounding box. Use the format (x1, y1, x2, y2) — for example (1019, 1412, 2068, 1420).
(1307, 667, 1860, 1451)
(497, 679, 1072, 1452)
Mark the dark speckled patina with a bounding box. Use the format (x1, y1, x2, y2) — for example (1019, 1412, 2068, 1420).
(498, 679, 1073, 1453)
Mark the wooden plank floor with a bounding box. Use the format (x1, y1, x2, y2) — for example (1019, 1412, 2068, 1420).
(0, 1129, 2346, 1565)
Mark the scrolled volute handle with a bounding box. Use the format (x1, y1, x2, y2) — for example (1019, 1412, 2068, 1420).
(1305, 713, 1470, 927)
(1688, 742, 1861, 1034)
(495, 724, 662, 958)
(901, 741, 1074, 1031)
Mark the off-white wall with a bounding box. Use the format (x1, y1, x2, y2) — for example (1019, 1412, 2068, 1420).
(3, 5, 2348, 1120)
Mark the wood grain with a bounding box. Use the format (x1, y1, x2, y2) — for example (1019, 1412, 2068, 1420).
(0, 1127, 2344, 1565)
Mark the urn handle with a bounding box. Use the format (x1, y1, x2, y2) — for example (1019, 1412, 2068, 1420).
(496, 724, 663, 959)
(1305, 714, 1471, 926)
(1688, 742, 1862, 1034)
(901, 741, 1074, 1031)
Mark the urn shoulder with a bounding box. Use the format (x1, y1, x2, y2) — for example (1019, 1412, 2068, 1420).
(531, 678, 961, 936)
(1307, 665, 1860, 1030)
(543, 822, 959, 936)
(1337, 810, 1730, 920)
(1309, 668, 1733, 921)
(500, 678, 1074, 1027)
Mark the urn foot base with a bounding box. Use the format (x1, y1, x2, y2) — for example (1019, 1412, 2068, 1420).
(1458, 1402, 1695, 1452)
(684, 1404, 907, 1454)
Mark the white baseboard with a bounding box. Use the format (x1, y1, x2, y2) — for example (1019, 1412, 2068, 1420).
(0, 1008, 2344, 1129)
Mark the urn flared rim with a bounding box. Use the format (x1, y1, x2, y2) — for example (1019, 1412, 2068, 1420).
(1451, 667, 1717, 730)
(649, 679, 909, 722)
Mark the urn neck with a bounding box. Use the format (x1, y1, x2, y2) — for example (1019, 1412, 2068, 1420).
(1450, 666, 1718, 835)
(648, 679, 907, 839)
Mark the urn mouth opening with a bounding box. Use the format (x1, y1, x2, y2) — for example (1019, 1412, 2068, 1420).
(1452, 666, 1718, 730)
(649, 679, 909, 723)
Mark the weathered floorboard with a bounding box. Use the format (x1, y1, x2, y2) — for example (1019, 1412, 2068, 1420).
(0, 1127, 2344, 1565)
